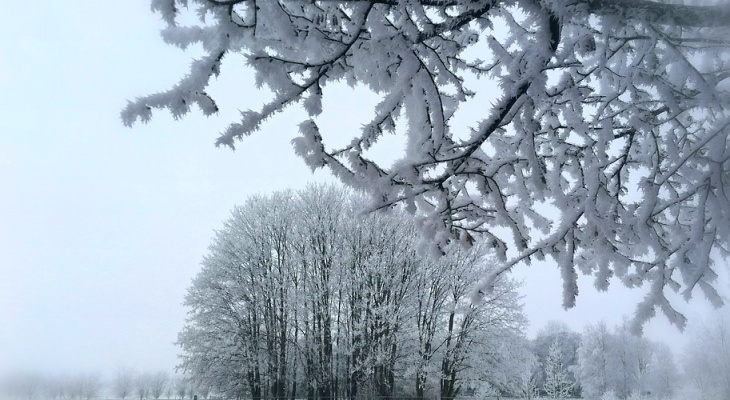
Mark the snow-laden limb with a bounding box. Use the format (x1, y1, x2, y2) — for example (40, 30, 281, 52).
(125, 0, 730, 330)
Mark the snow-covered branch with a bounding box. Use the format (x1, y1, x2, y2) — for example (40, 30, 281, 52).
(126, 0, 730, 329)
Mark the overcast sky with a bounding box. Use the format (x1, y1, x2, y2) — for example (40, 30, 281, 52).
(1, 0, 728, 378)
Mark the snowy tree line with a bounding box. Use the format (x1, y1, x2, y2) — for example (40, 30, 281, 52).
(0, 370, 201, 400)
(173, 185, 723, 400)
(178, 185, 530, 400)
(0, 373, 103, 400)
(524, 313, 730, 400)
(2, 313, 729, 400)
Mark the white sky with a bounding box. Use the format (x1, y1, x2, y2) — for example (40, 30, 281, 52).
(1, 0, 728, 378)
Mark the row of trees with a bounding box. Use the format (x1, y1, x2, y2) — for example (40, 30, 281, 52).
(681, 314, 730, 400)
(522, 314, 730, 400)
(4, 313, 729, 400)
(178, 185, 721, 400)
(111, 370, 200, 400)
(573, 312, 730, 400)
(0, 373, 102, 400)
(576, 322, 678, 400)
(179, 185, 531, 400)
(0, 371, 200, 400)
(516, 320, 678, 400)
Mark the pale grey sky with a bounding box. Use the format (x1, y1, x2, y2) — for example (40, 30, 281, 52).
(0, 0, 727, 378)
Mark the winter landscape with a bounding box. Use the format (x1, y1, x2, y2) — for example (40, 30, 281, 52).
(2, 1, 730, 400)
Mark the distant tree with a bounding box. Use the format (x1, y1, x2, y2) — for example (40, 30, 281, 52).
(136, 373, 151, 400)
(67, 377, 82, 400)
(125, 0, 730, 329)
(164, 378, 176, 400)
(44, 376, 68, 400)
(609, 321, 677, 399)
(194, 382, 210, 400)
(79, 374, 102, 400)
(487, 336, 540, 399)
(532, 321, 581, 395)
(2, 373, 43, 400)
(645, 343, 679, 399)
(148, 372, 169, 400)
(174, 377, 189, 400)
(578, 320, 680, 399)
(577, 322, 614, 400)
(682, 312, 730, 400)
(114, 368, 135, 400)
(543, 338, 573, 399)
(514, 357, 540, 400)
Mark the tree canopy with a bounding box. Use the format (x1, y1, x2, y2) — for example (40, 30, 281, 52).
(179, 186, 529, 400)
(123, 0, 730, 330)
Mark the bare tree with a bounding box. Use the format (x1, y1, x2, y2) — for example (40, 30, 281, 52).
(682, 311, 730, 400)
(164, 379, 176, 400)
(79, 374, 102, 400)
(194, 382, 210, 400)
(647, 343, 679, 399)
(66, 376, 84, 400)
(45, 376, 69, 400)
(179, 184, 529, 400)
(577, 320, 679, 399)
(148, 372, 169, 400)
(514, 358, 540, 400)
(1, 373, 43, 400)
(174, 378, 188, 400)
(136, 373, 151, 400)
(577, 322, 614, 400)
(114, 368, 135, 400)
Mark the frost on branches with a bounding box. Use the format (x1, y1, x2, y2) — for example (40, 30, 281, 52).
(179, 185, 529, 400)
(123, 0, 730, 329)
(543, 338, 573, 399)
